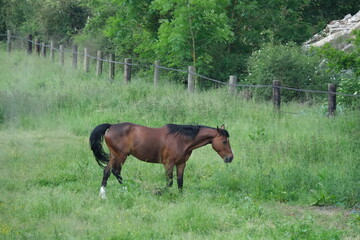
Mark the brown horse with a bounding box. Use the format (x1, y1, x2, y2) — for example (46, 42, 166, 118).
(89, 122, 233, 198)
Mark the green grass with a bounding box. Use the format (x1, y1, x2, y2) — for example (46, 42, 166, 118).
(1, 48, 360, 239)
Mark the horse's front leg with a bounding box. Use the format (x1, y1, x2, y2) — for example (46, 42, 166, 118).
(176, 162, 186, 191)
(164, 162, 174, 188)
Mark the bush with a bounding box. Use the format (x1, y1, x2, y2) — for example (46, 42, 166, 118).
(246, 43, 333, 101)
(337, 70, 360, 107)
(315, 30, 360, 107)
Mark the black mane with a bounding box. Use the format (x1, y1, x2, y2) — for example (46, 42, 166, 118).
(166, 124, 229, 139)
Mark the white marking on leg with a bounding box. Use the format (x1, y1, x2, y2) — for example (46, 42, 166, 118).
(99, 186, 106, 199)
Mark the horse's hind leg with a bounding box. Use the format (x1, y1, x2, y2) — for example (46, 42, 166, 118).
(111, 153, 127, 185)
(99, 152, 127, 199)
(100, 164, 111, 199)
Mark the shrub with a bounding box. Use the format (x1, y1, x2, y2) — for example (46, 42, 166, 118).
(246, 43, 333, 101)
(315, 30, 360, 107)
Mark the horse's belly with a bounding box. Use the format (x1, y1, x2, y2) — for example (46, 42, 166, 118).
(131, 150, 161, 163)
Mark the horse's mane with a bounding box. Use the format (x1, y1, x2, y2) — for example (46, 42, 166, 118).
(166, 124, 229, 139)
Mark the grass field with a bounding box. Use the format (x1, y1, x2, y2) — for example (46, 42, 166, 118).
(1, 48, 360, 239)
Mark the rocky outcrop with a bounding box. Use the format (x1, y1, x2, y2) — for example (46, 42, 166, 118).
(304, 10, 360, 50)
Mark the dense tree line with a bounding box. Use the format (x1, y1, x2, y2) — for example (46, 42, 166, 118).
(1, 0, 359, 102)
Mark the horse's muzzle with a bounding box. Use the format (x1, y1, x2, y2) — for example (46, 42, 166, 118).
(224, 155, 233, 163)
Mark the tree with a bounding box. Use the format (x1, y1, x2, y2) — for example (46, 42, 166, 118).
(0, 0, 89, 43)
(301, 0, 360, 32)
(0, 0, 40, 35)
(151, 0, 233, 78)
(34, 0, 90, 43)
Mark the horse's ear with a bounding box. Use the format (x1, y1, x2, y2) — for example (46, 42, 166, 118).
(220, 124, 225, 129)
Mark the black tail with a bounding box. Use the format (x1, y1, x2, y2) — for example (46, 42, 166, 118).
(89, 123, 112, 168)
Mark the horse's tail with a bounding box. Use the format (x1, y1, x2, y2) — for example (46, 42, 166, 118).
(89, 123, 112, 168)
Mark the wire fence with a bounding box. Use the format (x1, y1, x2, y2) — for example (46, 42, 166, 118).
(2, 32, 360, 101)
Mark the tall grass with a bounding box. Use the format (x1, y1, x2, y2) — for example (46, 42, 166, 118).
(1, 48, 360, 239)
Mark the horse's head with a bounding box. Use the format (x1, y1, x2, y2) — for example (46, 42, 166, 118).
(211, 125, 234, 163)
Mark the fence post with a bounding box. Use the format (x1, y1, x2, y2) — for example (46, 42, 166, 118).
(35, 39, 41, 56)
(59, 45, 64, 66)
(109, 54, 115, 81)
(41, 42, 46, 57)
(84, 48, 90, 73)
(50, 41, 55, 62)
(96, 50, 103, 76)
(273, 80, 281, 111)
(229, 75, 237, 94)
(27, 34, 32, 54)
(328, 84, 337, 117)
(188, 66, 195, 93)
(72, 45, 78, 69)
(7, 30, 11, 53)
(124, 58, 132, 83)
(154, 60, 160, 86)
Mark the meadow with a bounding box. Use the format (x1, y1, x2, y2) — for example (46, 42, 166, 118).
(0, 48, 360, 239)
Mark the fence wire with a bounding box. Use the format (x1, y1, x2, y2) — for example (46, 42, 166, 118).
(2, 33, 360, 98)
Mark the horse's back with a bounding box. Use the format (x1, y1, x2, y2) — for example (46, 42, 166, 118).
(105, 122, 168, 163)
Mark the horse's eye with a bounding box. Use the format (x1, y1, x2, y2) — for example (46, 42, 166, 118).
(223, 140, 227, 144)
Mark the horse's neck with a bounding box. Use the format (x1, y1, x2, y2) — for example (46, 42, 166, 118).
(188, 128, 216, 151)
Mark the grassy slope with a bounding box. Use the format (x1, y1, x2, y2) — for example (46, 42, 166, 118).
(0, 48, 360, 239)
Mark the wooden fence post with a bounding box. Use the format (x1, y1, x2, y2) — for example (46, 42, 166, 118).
(41, 42, 46, 57)
(72, 45, 78, 69)
(109, 54, 115, 81)
(35, 39, 41, 56)
(50, 41, 55, 62)
(328, 84, 337, 117)
(188, 66, 195, 93)
(84, 48, 90, 72)
(273, 80, 281, 111)
(59, 45, 64, 66)
(124, 58, 132, 83)
(7, 30, 11, 52)
(154, 60, 160, 86)
(27, 34, 32, 54)
(229, 75, 237, 94)
(96, 50, 103, 76)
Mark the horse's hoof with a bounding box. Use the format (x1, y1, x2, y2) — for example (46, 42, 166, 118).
(155, 188, 167, 196)
(99, 186, 107, 199)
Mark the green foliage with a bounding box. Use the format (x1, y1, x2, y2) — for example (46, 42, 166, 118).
(301, 0, 360, 31)
(337, 71, 360, 107)
(246, 43, 332, 101)
(0, 0, 40, 36)
(100, 0, 158, 57)
(35, 0, 90, 43)
(317, 31, 360, 76)
(0, 0, 90, 43)
(151, 0, 233, 74)
(315, 30, 360, 106)
(229, 0, 313, 46)
(2, 0, 360, 86)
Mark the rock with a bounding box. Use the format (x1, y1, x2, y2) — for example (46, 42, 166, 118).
(304, 10, 360, 50)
